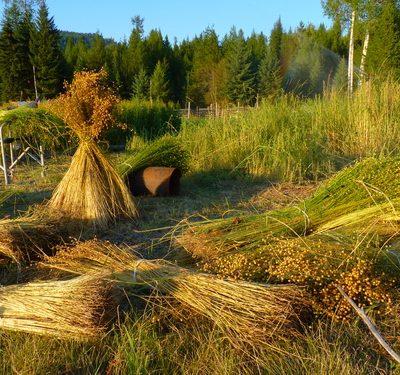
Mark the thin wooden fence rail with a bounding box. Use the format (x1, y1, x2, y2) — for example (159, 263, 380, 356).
(178, 106, 250, 118)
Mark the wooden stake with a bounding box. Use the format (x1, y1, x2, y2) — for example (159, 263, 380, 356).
(337, 286, 400, 364)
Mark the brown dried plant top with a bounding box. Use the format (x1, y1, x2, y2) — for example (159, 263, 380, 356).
(45, 69, 119, 141)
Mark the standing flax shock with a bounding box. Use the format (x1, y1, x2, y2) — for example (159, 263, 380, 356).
(45, 70, 137, 228)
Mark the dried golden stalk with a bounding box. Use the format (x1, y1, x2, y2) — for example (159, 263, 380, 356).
(43, 240, 310, 349)
(0, 275, 114, 340)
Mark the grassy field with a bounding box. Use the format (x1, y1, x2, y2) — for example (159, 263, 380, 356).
(0, 157, 398, 374)
(0, 78, 399, 374)
(176, 78, 400, 182)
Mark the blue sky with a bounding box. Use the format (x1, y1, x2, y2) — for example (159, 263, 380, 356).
(44, 0, 331, 42)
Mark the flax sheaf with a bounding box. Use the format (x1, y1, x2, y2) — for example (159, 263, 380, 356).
(42, 240, 311, 350)
(45, 69, 137, 227)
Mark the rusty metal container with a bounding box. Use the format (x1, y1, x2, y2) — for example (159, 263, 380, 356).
(127, 167, 181, 196)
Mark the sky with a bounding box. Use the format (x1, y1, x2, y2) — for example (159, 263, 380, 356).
(42, 0, 331, 43)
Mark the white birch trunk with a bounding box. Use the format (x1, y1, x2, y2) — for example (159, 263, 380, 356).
(359, 30, 370, 85)
(348, 10, 356, 95)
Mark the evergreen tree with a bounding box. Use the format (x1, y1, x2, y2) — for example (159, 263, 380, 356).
(168, 41, 187, 103)
(86, 33, 106, 70)
(329, 16, 347, 56)
(63, 36, 80, 80)
(366, 0, 400, 77)
(30, 0, 64, 98)
(15, 5, 35, 99)
(223, 37, 255, 106)
(187, 27, 222, 106)
(127, 15, 145, 80)
(74, 36, 88, 71)
(258, 51, 281, 99)
(258, 19, 283, 100)
(333, 57, 348, 91)
(0, 1, 34, 101)
(131, 68, 149, 100)
(0, 14, 19, 101)
(269, 18, 283, 63)
(144, 29, 169, 72)
(150, 60, 169, 102)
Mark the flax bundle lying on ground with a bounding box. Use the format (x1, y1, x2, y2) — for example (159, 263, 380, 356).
(43, 240, 310, 348)
(45, 70, 137, 228)
(0, 275, 114, 339)
(176, 157, 400, 258)
(117, 134, 190, 178)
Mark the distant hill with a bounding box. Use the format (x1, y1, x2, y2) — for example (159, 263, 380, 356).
(59, 31, 116, 49)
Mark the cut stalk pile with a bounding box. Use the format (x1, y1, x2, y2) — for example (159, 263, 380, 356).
(42, 240, 310, 348)
(117, 134, 190, 178)
(177, 157, 400, 257)
(0, 275, 113, 339)
(48, 141, 136, 227)
(174, 157, 400, 319)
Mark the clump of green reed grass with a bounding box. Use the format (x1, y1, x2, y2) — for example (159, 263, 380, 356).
(111, 99, 181, 144)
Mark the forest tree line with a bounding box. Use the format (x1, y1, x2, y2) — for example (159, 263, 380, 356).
(0, 0, 399, 107)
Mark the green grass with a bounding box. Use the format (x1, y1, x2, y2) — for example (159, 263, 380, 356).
(0, 310, 396, 375)
(107, 99, 181, 145)
(177, 77, 400, 182)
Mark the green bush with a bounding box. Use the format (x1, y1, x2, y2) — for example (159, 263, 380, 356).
(105, 99, 181, 145)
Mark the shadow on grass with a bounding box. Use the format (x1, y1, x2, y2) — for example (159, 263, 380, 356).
(0, 190, 52, 219)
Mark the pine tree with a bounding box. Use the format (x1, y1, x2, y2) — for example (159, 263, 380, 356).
(127, 15, 145, 80)
(329, 16, 347, 56)
(258, 19, 283, 100)
(30, 0, 64, 98)
(15, 5, 35, 99)
(258, 51, 281, 99)
(0, 1, 34, 101)
(132, 68, 149, 100)
(366, 0, 400, 77)
(86, 33, 106, 70)
(223, 37, 255, 106)
(144, 29, 169, 72)
(187, 27, 222, 106)
(269, 18, 283, 63)
(74, 36, 88, 71)
(150, 60, 169, 102)
(63, 36, 77, 80)
(333, 57, 348, 91)
(0, 19, 19, 101)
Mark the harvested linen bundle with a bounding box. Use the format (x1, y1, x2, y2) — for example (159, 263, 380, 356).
(0, 275, 115, 340)
(45, 69, 137, 228)
(43, 240, 311, 349)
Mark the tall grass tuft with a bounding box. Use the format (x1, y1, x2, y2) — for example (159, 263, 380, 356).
(110, 99, 181, 144)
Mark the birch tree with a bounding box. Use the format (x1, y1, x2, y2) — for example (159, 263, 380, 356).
(321, 0, 379, 92)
